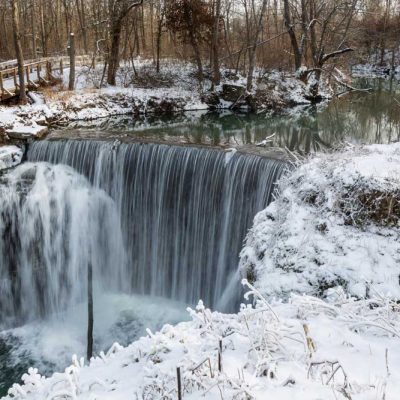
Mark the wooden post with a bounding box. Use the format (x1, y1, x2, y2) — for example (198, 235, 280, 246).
(218, 339, 222, 372)
(60, 58, 63, 75)
(13, 68, 17, 87)
(37, 63, 41, 80)
(87, 261, 94, 362)
(46, 61, 52, 80)
(0, 72, 3, 98)
(68, 33, 76, 91)
(26, 65, 30, 83)
(177, 367, 182, 400)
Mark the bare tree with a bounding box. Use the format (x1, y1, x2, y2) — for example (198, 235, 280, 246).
(68, 32, 76, 90)
(246, 0, 268, 91)
(283, 0, 358, 98)
(211, 0, 221, 86)
(107, 0, 144, 85)
(11, 0, 28, 104)
(165, 0, 213, 85)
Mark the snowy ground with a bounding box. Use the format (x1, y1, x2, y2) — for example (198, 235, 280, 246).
(3, 280, 400, 400)
(240, 142, 400, 300)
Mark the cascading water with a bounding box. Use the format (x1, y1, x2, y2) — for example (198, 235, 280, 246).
(27, 140, 285, 311)
(0, 162, 126, 329)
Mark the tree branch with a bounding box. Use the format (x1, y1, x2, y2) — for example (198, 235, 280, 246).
(126, 0, 143, 13)
(322, 47, 354, 63)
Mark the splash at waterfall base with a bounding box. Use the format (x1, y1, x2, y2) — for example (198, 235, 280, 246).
(3, 142, 400, 399)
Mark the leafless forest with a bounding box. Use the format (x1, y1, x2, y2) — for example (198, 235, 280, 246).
(2, 0, 400, 89)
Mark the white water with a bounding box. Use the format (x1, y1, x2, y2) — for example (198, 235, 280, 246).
(0, 162, 126, 329)
(28, 140, 285, 311)
(0, 141, 284, 393)
(1, 292, 188, 387)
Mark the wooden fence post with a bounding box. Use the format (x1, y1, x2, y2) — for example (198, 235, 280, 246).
(177, 367, 182, 400)
(46, 61, 52, 80)
(13, 68, 18, 88)
(218, 339, 222, 372)
(0, 72, 3, 98)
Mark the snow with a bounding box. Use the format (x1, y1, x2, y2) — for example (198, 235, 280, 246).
(0, 145, 23, 170)
(240, 142, 400, 301)
(351, 63, 400, 79)
(3, 281, 400, 399)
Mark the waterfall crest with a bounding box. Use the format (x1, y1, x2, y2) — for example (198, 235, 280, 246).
(26, 141, 284, 312)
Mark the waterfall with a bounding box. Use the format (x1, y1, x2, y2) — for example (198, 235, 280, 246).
(26, 140, 284, 312)
(0, 162, 126, 329)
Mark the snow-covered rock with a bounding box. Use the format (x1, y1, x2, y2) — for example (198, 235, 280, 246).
(0, 145, 23, 171)
(240, 142, 400, 300)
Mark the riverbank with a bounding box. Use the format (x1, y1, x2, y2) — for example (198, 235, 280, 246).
(0, 60, 333, 148)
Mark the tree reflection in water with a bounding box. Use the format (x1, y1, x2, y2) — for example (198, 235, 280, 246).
(54, 78, 400, 155)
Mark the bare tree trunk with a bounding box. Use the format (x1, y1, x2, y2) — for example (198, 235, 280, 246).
(211, 0, 221, 87)
(107, 0, 144, 86)
(283, 0, 302, 70)
(183, 2, 203, 84)
(189, 28, 203, 84)
(68, 32, 76, 90)
(11, 0, 28, 105)
(155, 5, 164, 73)
(76, 0, 89, 53)
(40, 0, 47, 57)
(246, 0, 268, 91)
(107, 19, 123, 85)
(31, 0, 37, 59)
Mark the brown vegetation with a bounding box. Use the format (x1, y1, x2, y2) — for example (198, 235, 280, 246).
(0, 1, 399, 99)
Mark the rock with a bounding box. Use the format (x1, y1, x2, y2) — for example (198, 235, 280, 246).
(220, 84, 246, 103)
(7, 125, 48, 140)
(202, 91, 220, 108)
(0, 145, 23, 171)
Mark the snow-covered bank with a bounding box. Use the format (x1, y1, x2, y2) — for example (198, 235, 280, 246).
(0, 61, 332, 142)
(4, 281, 400, 400)
(240, 142, 400, 300)
(352, 63, 400, 79)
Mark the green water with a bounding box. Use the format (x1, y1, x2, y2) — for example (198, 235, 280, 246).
(50, 78, 400, 154)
